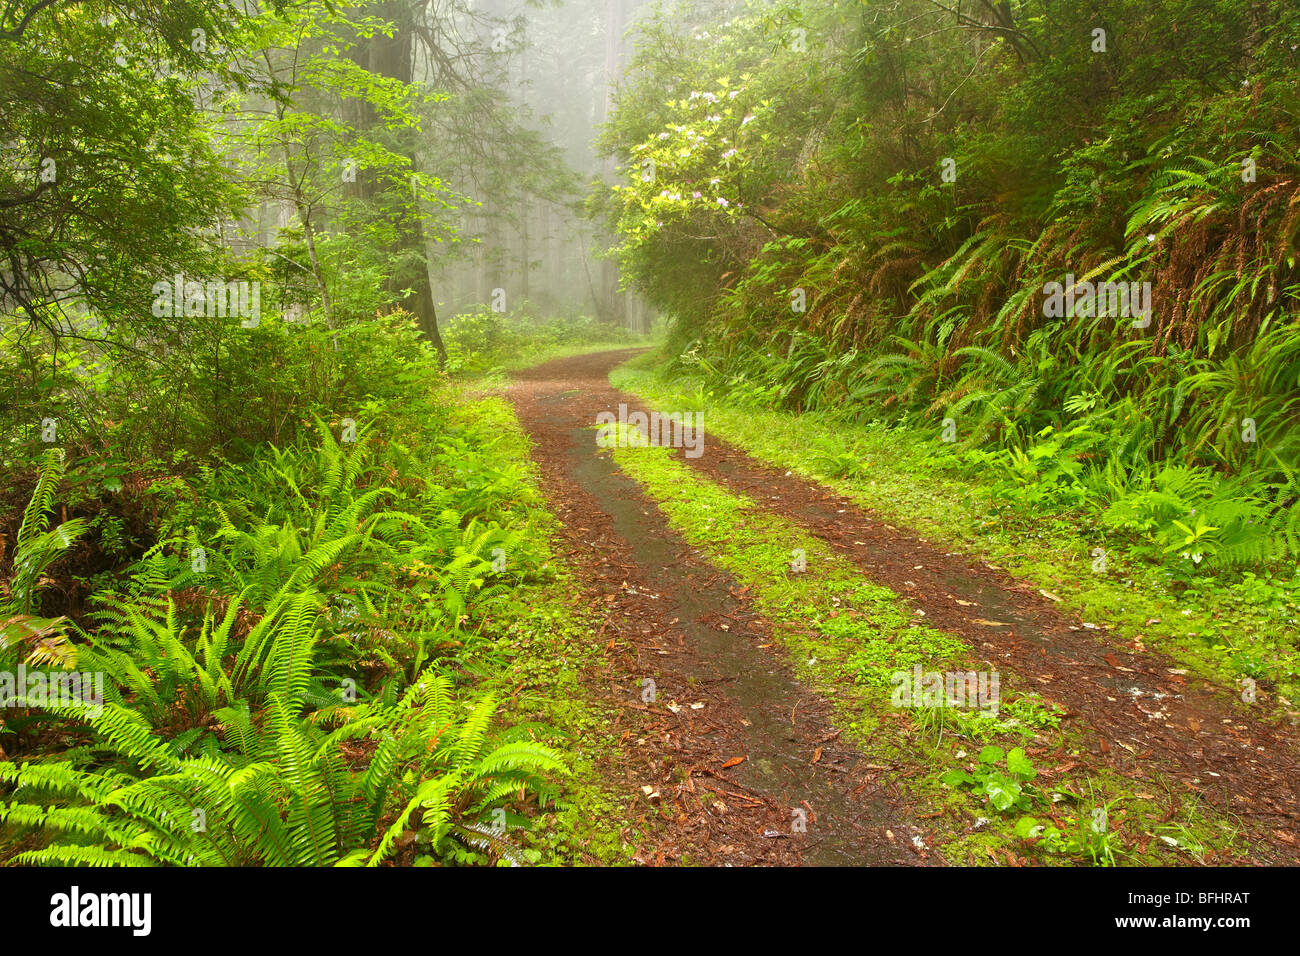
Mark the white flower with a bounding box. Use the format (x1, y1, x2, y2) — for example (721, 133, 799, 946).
(721, 148, 737, 159)
(741, 114, 755, 125)
(658, 132, 670, 140)
(707, 114, 721, 122)
(717, 197, 729, 207)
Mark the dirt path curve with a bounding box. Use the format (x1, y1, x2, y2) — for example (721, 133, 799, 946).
(508, 349, 931, 866)
(523, 348, 1299, 864)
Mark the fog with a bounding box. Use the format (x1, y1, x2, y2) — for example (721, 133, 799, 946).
(425, 0, 658, 330)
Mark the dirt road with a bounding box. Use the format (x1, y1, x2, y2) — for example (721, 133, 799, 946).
(508, 349, 1300, 865)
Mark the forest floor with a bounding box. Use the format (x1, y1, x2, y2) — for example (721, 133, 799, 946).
(507, 348, 1300, 866)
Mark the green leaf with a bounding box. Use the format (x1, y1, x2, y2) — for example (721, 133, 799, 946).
(983, 776, 1022, 811)
(1013, 816, 1043, 839)
(939, 769, 975, 788)
(1006, 747, 1036, 780)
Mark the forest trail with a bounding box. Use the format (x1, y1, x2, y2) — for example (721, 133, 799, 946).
(509, 348, 928, 865)
(508, 349, 1300, 865)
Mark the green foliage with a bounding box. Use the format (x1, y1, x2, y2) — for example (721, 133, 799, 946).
(0, 450, 86, 678)
(0, 0, 629, 872)
(6, 450, 87, 618)
(603, 0, 1300, 577)
(940, 745, 1038, 814)
(0, 678, 564, 866)
(1015, 787, 1129, 867)
(0, 326, 568, 866)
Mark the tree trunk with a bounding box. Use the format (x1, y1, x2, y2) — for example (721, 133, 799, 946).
(347, 1, 448, 365)
(601, 0, 629, 328)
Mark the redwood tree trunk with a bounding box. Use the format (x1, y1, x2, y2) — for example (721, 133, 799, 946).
(347, 1, 448, 365)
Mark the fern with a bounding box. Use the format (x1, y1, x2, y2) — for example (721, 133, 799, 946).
(5, 450, 87, 620)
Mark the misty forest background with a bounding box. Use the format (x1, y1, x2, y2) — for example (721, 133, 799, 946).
(1, 0, 1298, 866)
